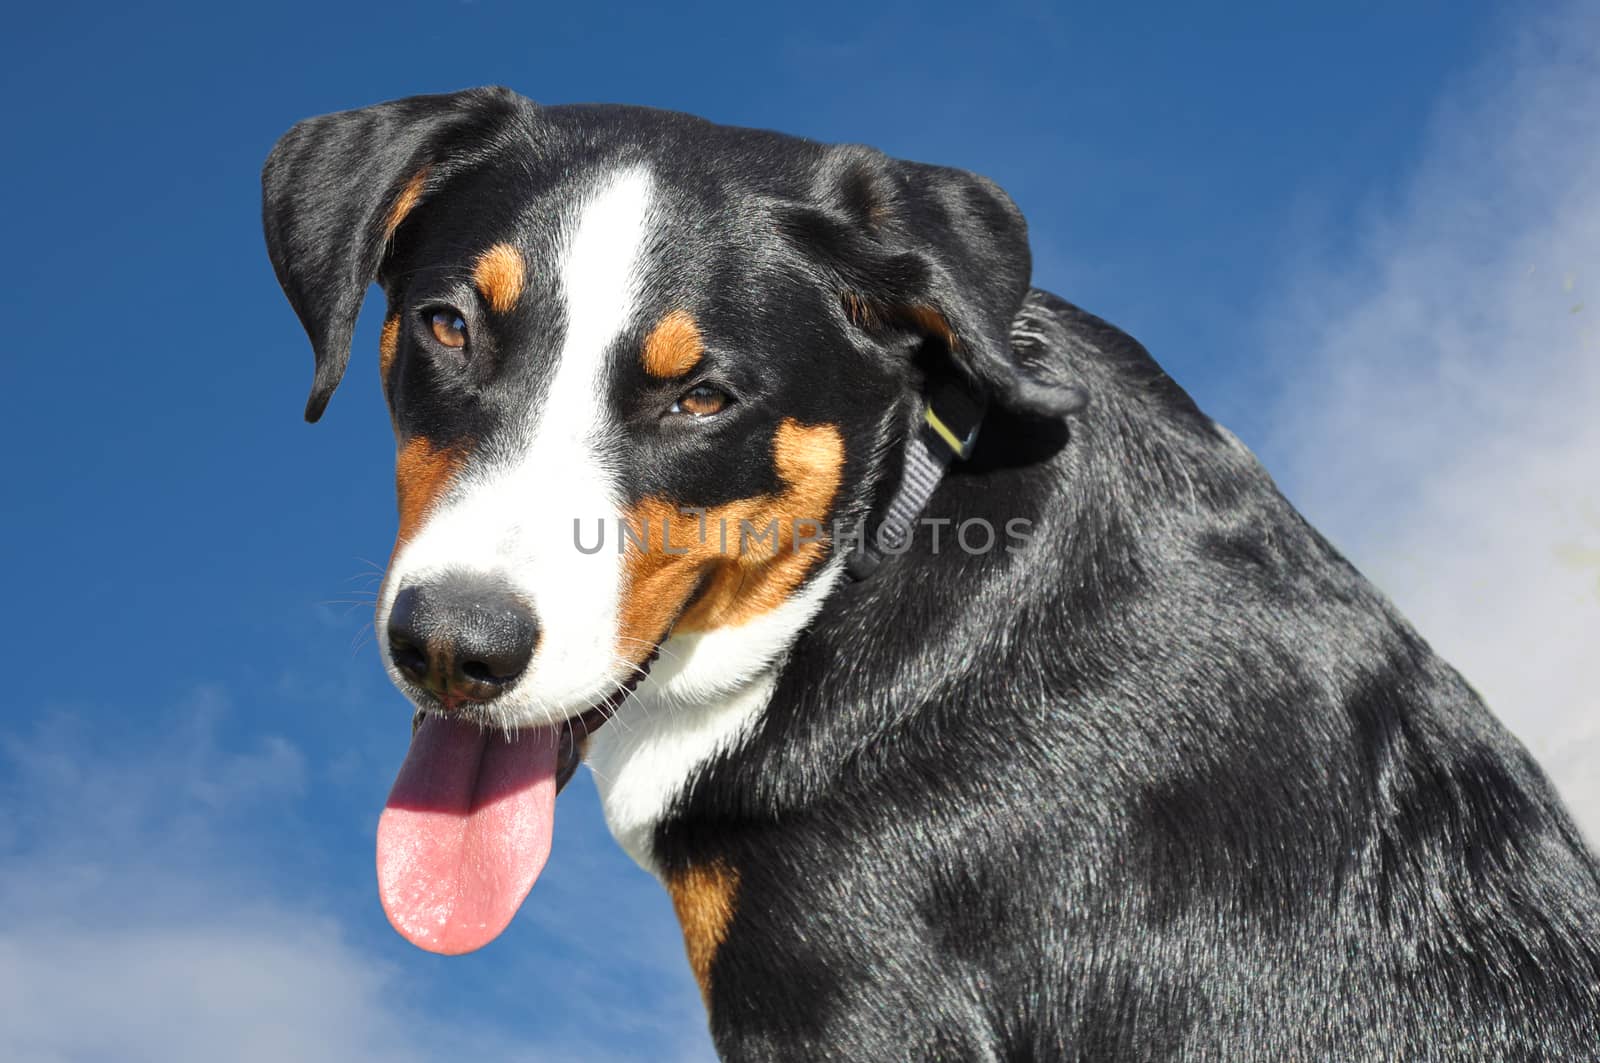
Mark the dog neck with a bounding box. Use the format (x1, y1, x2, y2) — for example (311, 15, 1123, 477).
(586, 556, 846, 874)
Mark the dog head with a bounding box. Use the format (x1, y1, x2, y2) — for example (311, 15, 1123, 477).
(264, 88, 1076, 953)
(265, 86, 1075, 731)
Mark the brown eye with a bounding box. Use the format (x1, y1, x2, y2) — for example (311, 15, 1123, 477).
(428, 309, 468, 349)
(670, 384, 730, 418)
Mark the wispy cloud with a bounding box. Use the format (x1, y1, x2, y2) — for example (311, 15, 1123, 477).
(0, 690, 713, 1063)
(8, 12, 1593, 1062)
(3, 918, 423, 1063)
(1256, 5, 1600, 840)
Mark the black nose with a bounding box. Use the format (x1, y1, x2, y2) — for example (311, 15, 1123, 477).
(386, 574, 537, 706)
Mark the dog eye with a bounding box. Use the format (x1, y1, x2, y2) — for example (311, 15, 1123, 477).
(427, 309, 468, 349)
(669, 385, 730, 418)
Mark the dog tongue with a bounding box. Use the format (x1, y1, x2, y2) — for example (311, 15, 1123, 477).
(376, 714, 558, 955)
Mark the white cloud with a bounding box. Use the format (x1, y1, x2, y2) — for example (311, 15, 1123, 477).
(13, 14, 1595, 1061)
(0, 692, 714, 1063)
(0, 911, 709, 1063)
(1, 919, 416, 1063)
(1257, 6, 1600, 841)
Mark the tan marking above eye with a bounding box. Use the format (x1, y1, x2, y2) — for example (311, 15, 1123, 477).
(898, 303, 959, 349)
(642, 309, 704, 378)
(383, 168, 429, 242)
(842, 293, 960, 351)
(615, 419, 845, 657)
(473, 243, 526, 314)
(430, 310, 467, 349)
(841, 291, 879, 329)
(667, 858, 739, 1008)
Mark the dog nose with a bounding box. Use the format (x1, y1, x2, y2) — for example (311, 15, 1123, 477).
(386, 575, 537, 706)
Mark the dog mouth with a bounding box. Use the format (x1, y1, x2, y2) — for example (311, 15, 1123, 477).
(555, 646, 660, 790)
(374, 648, 659, 956)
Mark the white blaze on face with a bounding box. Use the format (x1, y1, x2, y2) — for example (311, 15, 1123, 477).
(376, 165, 846, 875)
(378, 168, 657, 726)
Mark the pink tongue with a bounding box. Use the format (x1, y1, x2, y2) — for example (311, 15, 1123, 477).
(376, 715, 558, 955)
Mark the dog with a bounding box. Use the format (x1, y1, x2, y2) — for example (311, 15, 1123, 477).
(262, 87, 1600, 1060)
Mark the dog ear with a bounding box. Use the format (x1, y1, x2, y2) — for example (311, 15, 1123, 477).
(794, 145, 1081, 418)
(262, 87, 524, 422)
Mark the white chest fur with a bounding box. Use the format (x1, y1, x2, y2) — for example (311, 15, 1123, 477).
(585, 563, 840, 874)
(586, 664, 776, 873)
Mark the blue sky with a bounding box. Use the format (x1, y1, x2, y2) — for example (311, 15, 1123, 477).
(2, 2, 1596, 1060)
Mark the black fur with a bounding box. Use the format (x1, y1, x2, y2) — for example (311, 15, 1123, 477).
(262, 87, 526, 421)
(263, 90, 1600, 1061)
(673, 292, 1600, 1059)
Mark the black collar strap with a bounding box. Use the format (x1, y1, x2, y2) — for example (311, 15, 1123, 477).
(846, 376, 986, 581)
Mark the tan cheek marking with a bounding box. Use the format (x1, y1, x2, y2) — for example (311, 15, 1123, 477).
(615, 494, 711, 658)
(393, 436, 464, 549)
(614, 420, 844, 656)
(641, 309, 704, 378)
(383, 168, 429, 242)
(667, 858, 739, 1008)
(378, 314, 400, 382)
(473, 243, 526, 314)
(677, 420, 844, 632)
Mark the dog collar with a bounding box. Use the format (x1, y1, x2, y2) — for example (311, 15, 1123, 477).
(846, 376, 985, 580)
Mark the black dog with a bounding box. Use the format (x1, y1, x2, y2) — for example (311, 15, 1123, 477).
(263, 87, 1600, 1060)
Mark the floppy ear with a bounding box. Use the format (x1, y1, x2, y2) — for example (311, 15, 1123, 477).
(262, 87, 524, 421)
(792, 145, 1081, 418)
